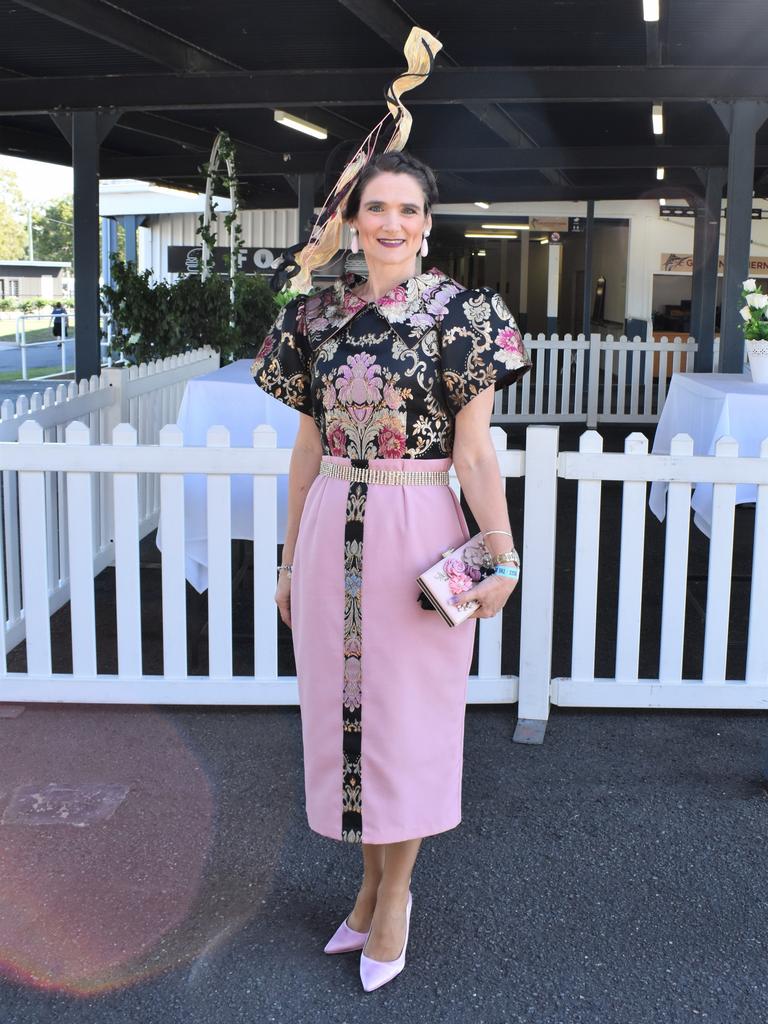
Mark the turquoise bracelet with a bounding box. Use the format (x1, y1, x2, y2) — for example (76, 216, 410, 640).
(494, 564, 519, 579)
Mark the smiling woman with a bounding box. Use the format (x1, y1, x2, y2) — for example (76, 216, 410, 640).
(343, 151, 438, 302)
(251, 143, 531, 988)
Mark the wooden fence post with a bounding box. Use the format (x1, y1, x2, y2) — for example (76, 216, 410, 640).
(514, 424, 559, 743)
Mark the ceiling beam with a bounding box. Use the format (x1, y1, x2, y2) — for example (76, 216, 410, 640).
(13, 0, 240, 72)
(3, 67, 768, 115)
(337, 0, 571, 188)
(97, 144, 767, 179)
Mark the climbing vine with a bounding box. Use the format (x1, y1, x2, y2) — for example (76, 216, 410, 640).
(197, 129, 244, 312)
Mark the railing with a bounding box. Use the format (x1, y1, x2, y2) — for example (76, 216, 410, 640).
(0, 346, 218, 649)
(491, 332, 735, 428)
(0, 419, 764, 733)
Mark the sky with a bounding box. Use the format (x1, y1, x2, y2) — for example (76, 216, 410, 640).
(0, 155, 73, 205)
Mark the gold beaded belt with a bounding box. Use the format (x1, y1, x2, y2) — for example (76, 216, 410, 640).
(319, 461, 450, 486)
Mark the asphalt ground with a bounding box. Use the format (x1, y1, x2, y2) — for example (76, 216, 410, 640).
(0, 423, 765, 1024)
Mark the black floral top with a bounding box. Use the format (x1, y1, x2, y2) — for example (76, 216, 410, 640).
(250, 267, 532, 460)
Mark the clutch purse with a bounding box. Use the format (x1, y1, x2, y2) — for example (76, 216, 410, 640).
(416, 532, 497, 627)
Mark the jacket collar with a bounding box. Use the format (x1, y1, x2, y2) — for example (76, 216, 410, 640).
(303, 266, 464, 349)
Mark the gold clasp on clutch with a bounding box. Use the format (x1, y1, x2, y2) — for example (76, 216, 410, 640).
(440, 547, 455, 558)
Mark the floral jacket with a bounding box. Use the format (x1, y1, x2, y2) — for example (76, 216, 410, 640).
(250, 267, 531, 460)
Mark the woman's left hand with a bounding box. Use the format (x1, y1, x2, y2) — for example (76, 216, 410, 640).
(448, 573, 518, 619)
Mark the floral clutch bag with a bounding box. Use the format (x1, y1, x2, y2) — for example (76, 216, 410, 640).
(416, 532, 497, 627)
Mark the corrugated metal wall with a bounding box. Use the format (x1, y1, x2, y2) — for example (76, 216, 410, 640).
(141, 208, 300, 282)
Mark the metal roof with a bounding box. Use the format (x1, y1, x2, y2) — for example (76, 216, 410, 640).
(2, 0, 768, 208)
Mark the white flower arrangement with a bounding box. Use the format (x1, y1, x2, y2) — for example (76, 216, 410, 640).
(739, 278, 768, 340)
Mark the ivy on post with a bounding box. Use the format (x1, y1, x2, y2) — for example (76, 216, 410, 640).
(198, 130, 245, 324)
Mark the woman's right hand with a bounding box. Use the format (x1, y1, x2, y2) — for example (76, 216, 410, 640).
(276, 572, 292, 629)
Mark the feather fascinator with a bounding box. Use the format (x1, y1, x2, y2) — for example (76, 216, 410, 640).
(271, 26, 443, 293)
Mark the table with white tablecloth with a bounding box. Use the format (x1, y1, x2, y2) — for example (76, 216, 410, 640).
(155, 358, 298, 592)
(648, 371, 768, 537)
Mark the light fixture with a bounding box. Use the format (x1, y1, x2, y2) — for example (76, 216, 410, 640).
(659, 198, 667, 205)
(652, 103, 664, 135)
(539, 238, 549, 245)
(465, 232, 518, 239)
(480, 223, 531, 230)
(476, 250, 486, 256)
(656, 167, 665, 180)
(643, 0, 660, 21)
(274, 109, 328, 140)
(474, 201, 490, 209)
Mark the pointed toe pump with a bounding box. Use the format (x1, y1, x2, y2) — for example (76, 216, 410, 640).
(359, 890, 413, 992)
(323, 914, 371, 954)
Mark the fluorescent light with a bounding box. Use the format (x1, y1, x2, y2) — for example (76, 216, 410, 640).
(480, 223, 531, 230)
(474, 201, 490, 209)
(643, 0, 660, 20)
(274, 109, 328, 140)
(539, 238, 549, 245)
(476, 250, 486, 256)
(465, 232, 518, 239)
(652, 103, 664, 135)
(656, 167, 665, 180)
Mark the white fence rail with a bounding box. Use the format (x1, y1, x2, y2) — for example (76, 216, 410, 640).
(0, 346, 218, 649)
(0, 419, 764, 735)
(492, 332, 730, 428)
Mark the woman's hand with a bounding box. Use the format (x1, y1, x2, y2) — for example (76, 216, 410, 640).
(276, 572, 292, 629)
(448, 572, 518, 619)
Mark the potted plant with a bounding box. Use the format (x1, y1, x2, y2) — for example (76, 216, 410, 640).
(739, 278, 768, 383)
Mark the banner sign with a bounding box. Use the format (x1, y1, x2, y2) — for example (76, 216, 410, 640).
(660, 253, 768, 274)
(167, 246, 276, 275)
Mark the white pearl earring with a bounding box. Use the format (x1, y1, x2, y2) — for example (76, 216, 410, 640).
(350, 227, 359, 254)
(420, 231, 430, 258)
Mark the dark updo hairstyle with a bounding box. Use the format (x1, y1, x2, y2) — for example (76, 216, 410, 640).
(343, 150, 439, 220)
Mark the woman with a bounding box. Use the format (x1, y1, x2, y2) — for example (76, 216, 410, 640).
(251, 150, 531, 991)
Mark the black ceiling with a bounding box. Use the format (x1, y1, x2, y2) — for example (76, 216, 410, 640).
(2, 0, 768, 208)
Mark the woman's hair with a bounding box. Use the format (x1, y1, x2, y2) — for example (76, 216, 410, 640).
(343, 150, 439, 220)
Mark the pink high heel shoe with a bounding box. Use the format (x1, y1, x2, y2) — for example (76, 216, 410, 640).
(323, 913, 371, 954)
(359, 890, 413, 992)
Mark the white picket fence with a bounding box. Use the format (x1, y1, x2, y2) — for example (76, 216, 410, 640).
(0, 346, 218, 648)
(0, 419, 765, 739)
(493, 332, 727, 427)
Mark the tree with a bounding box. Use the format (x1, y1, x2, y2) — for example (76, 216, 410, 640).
(32, 196, 73, 263)
(0, 169, 27, 260)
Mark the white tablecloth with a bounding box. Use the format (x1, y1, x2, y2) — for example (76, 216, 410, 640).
(155, 358, 299, 592)
(649, 371, 768, 537)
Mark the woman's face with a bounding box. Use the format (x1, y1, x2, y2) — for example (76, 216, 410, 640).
(349, 171, 432, 274)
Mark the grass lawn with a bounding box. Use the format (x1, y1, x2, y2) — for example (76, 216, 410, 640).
(0, 319, 75, 344)
(0, 366, 64, 382)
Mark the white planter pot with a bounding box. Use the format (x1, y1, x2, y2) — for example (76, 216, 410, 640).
(746, 339, 768, 383)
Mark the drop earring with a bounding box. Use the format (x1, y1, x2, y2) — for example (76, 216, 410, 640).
(420, 231, 430, 258)
(350, 227, 359, 254)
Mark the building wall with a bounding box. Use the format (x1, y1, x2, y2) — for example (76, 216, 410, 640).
(135, 198, 768, 337)
(0, 264, 68, 300)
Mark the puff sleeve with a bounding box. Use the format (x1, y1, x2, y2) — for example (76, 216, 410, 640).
(437, 287, 531, 416)
(250, 297, 313, 415)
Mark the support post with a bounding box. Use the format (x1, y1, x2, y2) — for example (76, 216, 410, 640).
(51, 109, 119, 383)
(582, 199, 595, 337)
(297, 172, 316, 241)
(690, 167, 725, 372)
(711, 100, 768, 373)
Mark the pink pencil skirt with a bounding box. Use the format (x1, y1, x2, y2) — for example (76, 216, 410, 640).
(290, 455, 477, 844)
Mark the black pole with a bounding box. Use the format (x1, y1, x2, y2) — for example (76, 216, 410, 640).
(581, 199, 594, 337)
(297, 173, 316, 240)
(690, 167, 725, 372)
(712, 100, 768, 373)
(71, 111, 102, 382)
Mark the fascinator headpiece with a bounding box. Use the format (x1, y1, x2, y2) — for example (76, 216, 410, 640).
(271, 26, 442, 293)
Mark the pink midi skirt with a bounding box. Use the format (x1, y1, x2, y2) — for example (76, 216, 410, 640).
(290, 455, 477, 844)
